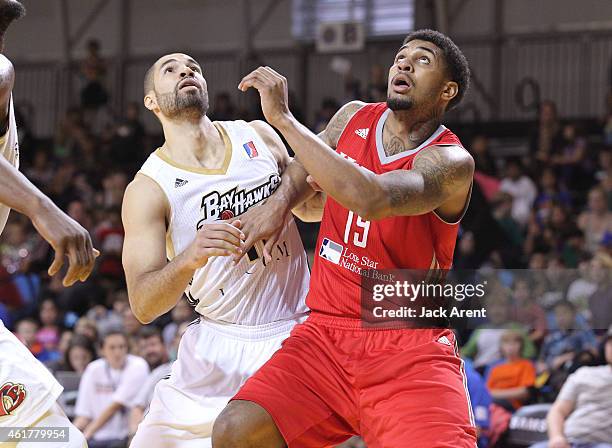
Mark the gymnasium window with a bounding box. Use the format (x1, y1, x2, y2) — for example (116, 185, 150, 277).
(292, 0, 415, 40)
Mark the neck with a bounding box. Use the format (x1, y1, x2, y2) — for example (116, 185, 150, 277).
(383, 107, 442, 156)
(161, 115, 222, 161)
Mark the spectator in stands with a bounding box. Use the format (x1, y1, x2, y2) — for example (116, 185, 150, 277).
(50, 334, 97, 375)
(471, 134, 497, 177)
(567, 254, 597, 313)
(531, 100, 562, 166)
(498, 158, 538, 227)
(365, 64, 387, 103)
(74, 316, 99, 343)
(36, 297, 62, 361)
(80, 39, 108, 111)
(168, 320, 191, 363)
(162, 297, 195, 347)
(129, 327, 172, 440)
(538, 301, 598, 374)
(462, 288, 536, 370)
(313, 98, 340, 134)
(122, 306, 143, 354)
(137, 326, 169, 371)
(486, 330, 536, 410)
(14, 317, 54, 362)
(493, 191, 524, 249)
(87, 289, 128, 336)
(530, 328, 612, 448)
(110, 101, 146, 170)
(74, 330, 149, 447)
(578, 186, 612, 254)
(551, 123, 589, 191)
(595, 149, 612, 208)
(464, 358, 492, 448)
(511, 277, 547, 343)
(536, 168, 572, 212)
(25, 149, 54, 188)
(210, 92, 237, 122)
(587, 253, 612, 333)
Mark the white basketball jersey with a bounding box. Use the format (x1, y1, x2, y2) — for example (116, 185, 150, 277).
(0, 98, 19, 235)
(139, 120, 309, 325)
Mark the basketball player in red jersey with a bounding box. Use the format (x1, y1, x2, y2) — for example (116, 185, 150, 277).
(213, 29, 476, 447)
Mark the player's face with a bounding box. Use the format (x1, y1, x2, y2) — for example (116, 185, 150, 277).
(153, 53, 209, 118)
(387, 39, 450, 112)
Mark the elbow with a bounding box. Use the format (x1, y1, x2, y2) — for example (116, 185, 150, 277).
(128, 295, 156, 324)
(354, 196, 387, 221)
(133, 306, 155, 325)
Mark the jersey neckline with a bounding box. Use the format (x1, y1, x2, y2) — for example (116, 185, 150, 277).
(154, 122, 233, 175)
(374, 108, 447, 165)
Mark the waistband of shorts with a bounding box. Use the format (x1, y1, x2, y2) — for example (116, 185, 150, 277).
(197, 313, 308, 341)
(307, 312, 448, 331)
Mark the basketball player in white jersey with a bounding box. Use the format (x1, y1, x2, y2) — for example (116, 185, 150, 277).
(123, 53, 319, 448)
(0, 1, 98, 446)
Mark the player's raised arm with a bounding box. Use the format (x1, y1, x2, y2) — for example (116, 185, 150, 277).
(239, 66, 473, 221)
(122, 174, 245, 323)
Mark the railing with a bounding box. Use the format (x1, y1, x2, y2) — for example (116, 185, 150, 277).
(11, 29, 612, 137)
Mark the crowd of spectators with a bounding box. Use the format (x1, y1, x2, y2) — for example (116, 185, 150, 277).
(1, 46, 611, 447)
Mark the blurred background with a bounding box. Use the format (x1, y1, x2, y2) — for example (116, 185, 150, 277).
(1, 1, 612, 447)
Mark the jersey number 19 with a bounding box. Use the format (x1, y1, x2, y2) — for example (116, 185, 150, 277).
(343, 210, 370, 248)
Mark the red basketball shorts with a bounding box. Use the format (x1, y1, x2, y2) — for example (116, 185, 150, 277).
(233, 314, 477, 447)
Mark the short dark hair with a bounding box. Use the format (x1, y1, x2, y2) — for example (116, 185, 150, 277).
(100, 328, 128, 347)
(402, 29, 470, 110)
(138, 325, 163, 343)
(144, 62, 156, 96)
(65, 334, 97, 369)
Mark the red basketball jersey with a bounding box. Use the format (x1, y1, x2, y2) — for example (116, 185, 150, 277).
(307, 102, 469, 319)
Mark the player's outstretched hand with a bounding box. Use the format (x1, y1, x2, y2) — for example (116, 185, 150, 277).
(238, 66, 292, 128)
(31, 200, 98, 287)
(233, 203, 285, 265)
(183, 220, 245, 270)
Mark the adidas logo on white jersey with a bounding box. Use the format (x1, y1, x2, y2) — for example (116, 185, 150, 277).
(436, 335, 452, 346)
(355, 128, 369, 139)
(175, 178, 188, 188)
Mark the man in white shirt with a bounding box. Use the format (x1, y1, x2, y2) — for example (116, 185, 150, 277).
(498, 158, 537, 227)
(530, 328, 612, 448)
(74, 330, 149, 447)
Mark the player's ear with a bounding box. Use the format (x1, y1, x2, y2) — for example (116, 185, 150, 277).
(441, 81, 458, 104)
(144, 92, 156, 111)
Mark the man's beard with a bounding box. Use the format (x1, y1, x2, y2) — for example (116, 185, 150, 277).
(386, 96, 413, 111)
(157, 88, 209, 119)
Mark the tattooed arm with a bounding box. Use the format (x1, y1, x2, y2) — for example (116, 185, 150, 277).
(239, 66, 472, 221)
(274, 104, 472, 221)
(372, 145, 474, 220)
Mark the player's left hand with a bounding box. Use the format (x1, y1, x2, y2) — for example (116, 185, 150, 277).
(238, 66, 292, 128)
(231, 198, 287, 264)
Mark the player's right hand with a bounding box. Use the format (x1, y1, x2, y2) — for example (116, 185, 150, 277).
(31, 200, 98, 287)
(183, 220, 245, 270)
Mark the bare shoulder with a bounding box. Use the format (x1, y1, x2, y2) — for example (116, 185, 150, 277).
(248, 119, 290, 169)
(320, 100, 368, 147)
(122, 173, 168, 222)
(412, 145, 474, 188)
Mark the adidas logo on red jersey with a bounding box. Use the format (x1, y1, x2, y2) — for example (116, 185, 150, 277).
(355, 128, 369, 139)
